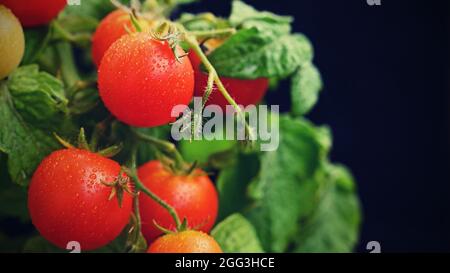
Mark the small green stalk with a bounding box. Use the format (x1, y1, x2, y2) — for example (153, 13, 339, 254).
(133, 196, 142, 232)
(77, 128, 90, 151)
(202, 72, 215, 108)
(52, 21, 91, 46)
(55, 42, 80, 89)
(129, 12, 143, 32)
(123, 146, 147, 252)
(126, 143, 182, 231)
(125, 167, 182, 230)
(183, 32, 256, 141)
(189, 28, 236, 40)
(132, 129, 186, 172)
(89, 116, 112, 151)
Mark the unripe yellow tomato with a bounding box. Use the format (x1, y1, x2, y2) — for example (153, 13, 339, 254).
(0, 5, 24, 80)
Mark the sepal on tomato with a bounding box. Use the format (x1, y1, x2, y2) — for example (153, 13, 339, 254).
(101, 169, 134, 208)
(54, 127, 123, 156)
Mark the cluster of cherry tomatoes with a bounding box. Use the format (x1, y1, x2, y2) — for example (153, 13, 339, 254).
(0, 0, 270, 253)
(29, 147, 221, 253)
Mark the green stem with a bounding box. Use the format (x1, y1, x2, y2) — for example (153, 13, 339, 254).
(89, 116, 112, 151)
(202, 68, 215, 108)
(55, 42, 80, 89)
(129, 12, 143, 32)
(52, 21, 91, 46)
(125, 167, 182, 229)
(132, 129, 185, 171)
(184, 33, 256, 140)
(133, 189, 142, 237)
(189, 28, 236, 39)
(178, 12, 217, 25)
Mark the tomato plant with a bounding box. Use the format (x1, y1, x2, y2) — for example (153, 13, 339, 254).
(0, 5, 24, 80)
(138, 160, 218, 243)
(147, 230, 222, 253)
(0, 0, 361, 254)
(98, 32, 195, 127)
(0, 0, 66, 27)
(92, 9, 153, 67)
(28, 148, 133, 250)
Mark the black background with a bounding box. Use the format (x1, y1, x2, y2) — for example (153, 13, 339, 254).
(181, 0, 450, 252)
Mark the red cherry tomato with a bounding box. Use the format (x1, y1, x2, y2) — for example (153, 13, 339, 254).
(98, 33, 194, 127)
(147, 230, 223, 253)
(189, 50, 269, 111)
(0, 0, 66, 27)
(138, 160, 218, 243)
(28, 148, 133, 250)
(92, 9, 153, 67)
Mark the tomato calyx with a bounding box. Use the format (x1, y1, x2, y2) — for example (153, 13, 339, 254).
(101, 169, 134, 208)
(54, 127, 123, 157)
(54, 127, 130, 207)
(156, 153, 199, 177)
(109, 0, 162, 35)
(151, 22, 188, 62)
(153, 217, 190, 235)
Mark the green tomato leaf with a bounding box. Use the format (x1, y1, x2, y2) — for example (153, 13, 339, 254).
(294, 165, 362, 253)
(291, 63, 323, 116)
(230, 1, 292, 35)
(245, 115, 332, 252)
(0, 81, 61, 186)
(211, 213, 264, 253)
(6, 65, 68, 128)
(216, 153, 260, 220)
(68, 87, 100, 115)
(207, 28, 313, 79)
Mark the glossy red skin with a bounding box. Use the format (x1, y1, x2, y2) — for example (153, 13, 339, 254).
(28, 149, 133, 250)
(138, 161, 218, 243)
(92, 10, 139, 67)
(189, 50, 269, 111)
(0, 0, 66, 27)
(98, 33, 195, 127)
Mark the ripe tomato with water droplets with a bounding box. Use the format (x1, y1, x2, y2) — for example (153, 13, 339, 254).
(138, 160, 218, 243)
(28, 149, 133, 250)
(0, 0, 66, 27)
(147, 230, 223, 253)
(92, 9, 153, 67)
(98, 33, 195, 127)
